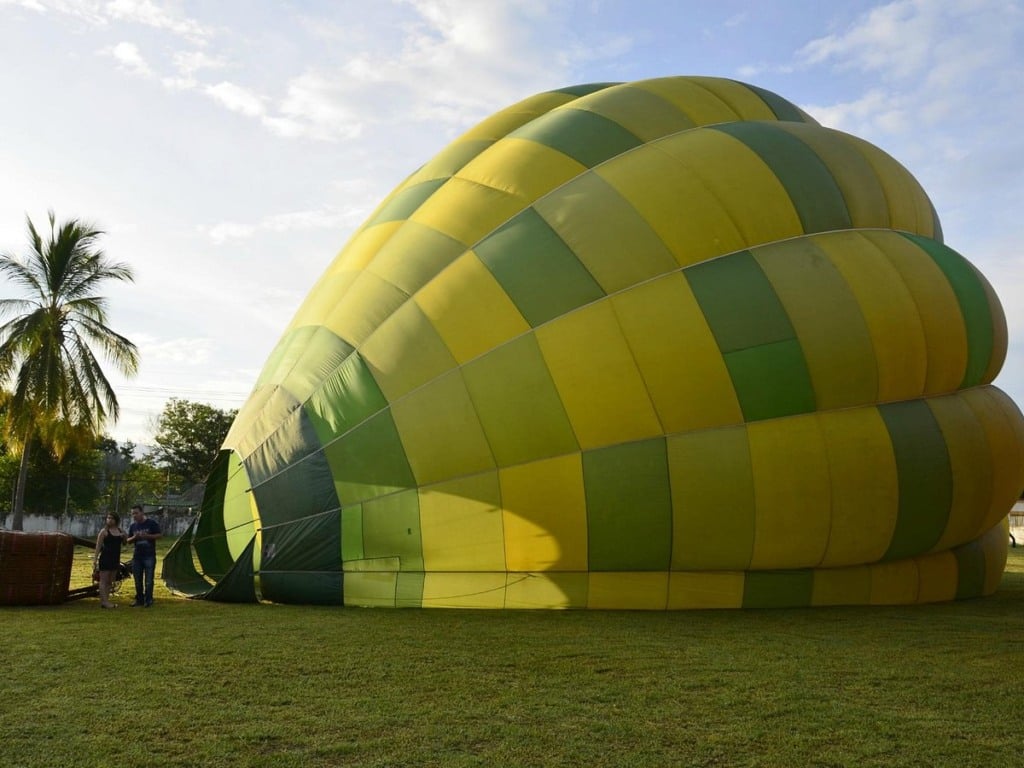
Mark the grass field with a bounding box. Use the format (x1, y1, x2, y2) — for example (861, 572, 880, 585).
(1, 541, 1022, 767)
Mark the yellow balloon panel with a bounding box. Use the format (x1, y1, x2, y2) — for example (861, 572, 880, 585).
(401, 139, 493, 188)
(927, 395, 992, 552)
(325, 220, 401, 278)
(322, 271, 408, 346)
(455, 90, 577, 143)
(980, 275, 1008, 384)
(419, 473, 505, 572)
(687, 76, 781, 120)
(841, 133, 937, 239)
(595, 145, 749, 268)
(223, 450, 259, 562)
(865, 230, 968, 394)
(775, 123, 890, 227)
(914, 551, 959, 604)
(816, 231, 927, 401)
(653, 130, 803, 259)
(748, 415, 831, 569)
(982, 519, 1009, 595)
(391, 371, 495, 486)
(817, 408, 898, 567)
(667, 426, 754, 570)
(461, 335, 579, 467)
(667, 571, 746, 609)
(534, 172, 680, 294)
(343, 571, 401, 608)
(289, 270, 369, 333)
(421, 572, 507, 609)
(499, 454, 588, 572)
(570, 83, 698, 142)
(755, 238, 878, 411)
(633, 77, 746, 124)
(504, 572, 588, 609)
(810, 566, 871, 607)
(364, 220, 464, 295)
(223, 384, 275, 452)
(456, 137, 587, 203)
(962, 387, 1024, 533)
(360, 299, 457, 402)
(414, 251, 530, 365)
(612, 273, 743, 433)
(869, 560, 921, 605)
(587, 572, 669, 610)
(535, 301, 663, 450)
(409, 177, 527, 247)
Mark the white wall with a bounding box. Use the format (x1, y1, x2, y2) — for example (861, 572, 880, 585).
(11, 513, 194, 538)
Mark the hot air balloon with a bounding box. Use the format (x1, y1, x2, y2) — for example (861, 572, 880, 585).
(165, 76, 1024, 608)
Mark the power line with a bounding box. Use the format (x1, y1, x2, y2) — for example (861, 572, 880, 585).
(116, 384, 250, 402)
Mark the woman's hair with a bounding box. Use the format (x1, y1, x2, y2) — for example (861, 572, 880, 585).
(107, 512, 120, 526)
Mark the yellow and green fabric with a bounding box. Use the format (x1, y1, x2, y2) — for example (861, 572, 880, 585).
(166, 75, 1024, 608)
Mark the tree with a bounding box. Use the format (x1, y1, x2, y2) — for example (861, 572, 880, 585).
(0, 211, 138, 529)
(13, 436, 103, 517)
(94, 435, 176, 514)
(120, 453, 179, 511)
(0, 440, 16, 528)
(152, 398, 236, 487)
(0, 423, 89, 523)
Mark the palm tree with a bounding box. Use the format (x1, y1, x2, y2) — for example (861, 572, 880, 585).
(0, 211, 138, 529)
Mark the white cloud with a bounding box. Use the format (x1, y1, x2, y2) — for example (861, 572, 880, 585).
(102, 40, 152, 77)
(564, 33, 632, 68)
(137, 335, 213, 365)
(4, 0, 211, 37)
(265, 71, 365, 141)
(796, 1, 1024, 142)
(203, 81, 266, 117)
(159, 49, 226, 90)
(104, 0, 211, 41)
(803, 88, 909, 136)
(7, 0, 109, 25)
(205, 221, 256, 244)
(247, 0, 580, 144)
(799, 0, 1022, 86)
(2, 0, 48, 11)
(204, 204, 369, 245)
(172, 49, 225, 77)
(49, 0, 603, 147)
(724, 12, 749, 28)
(798, 0, 934, 78)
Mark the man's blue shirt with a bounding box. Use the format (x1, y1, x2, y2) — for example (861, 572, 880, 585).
(129, 518, 161, 559)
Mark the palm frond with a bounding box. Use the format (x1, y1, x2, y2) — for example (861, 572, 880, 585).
(0, 211, 137, 457)
(0, 254, 45, 300)
(74, 313, 140, 376)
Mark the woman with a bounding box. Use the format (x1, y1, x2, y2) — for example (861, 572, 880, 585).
(94, 512, 127, 608)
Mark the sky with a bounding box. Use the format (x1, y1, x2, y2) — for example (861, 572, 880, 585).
(0, 0, 1022, 448)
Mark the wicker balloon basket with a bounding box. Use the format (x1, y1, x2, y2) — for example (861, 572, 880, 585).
(0, 530, 75, 606)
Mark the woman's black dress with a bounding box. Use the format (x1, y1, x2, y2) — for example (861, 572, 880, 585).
(98, 532, 124, 571)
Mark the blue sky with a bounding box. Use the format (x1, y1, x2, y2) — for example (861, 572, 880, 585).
(1, 0, 1022, 445)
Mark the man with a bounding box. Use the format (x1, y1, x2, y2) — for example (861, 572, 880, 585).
(127, 504, 162, 607)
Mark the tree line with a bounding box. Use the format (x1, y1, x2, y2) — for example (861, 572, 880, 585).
(0, 397, 235, 524)
(0, 211, 235, 528)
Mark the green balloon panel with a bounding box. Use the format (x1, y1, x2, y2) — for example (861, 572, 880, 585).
(176, 76, 1023, 608)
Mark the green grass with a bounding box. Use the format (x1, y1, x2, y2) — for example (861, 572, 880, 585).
(2, 543, 1022, 767)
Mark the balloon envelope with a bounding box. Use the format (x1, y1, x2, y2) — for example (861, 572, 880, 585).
(171, 76, 1024, 608)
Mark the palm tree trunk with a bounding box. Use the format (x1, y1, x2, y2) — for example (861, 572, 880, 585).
(11, 434, 33, 531)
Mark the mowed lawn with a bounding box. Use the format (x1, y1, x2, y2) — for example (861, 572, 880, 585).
(1, 541, 1022, 768)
